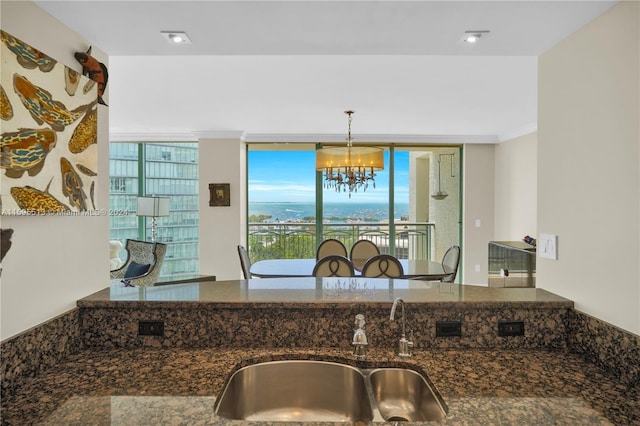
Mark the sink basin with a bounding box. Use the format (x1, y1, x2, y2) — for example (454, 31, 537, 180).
(215, 360, 447, 422)
(214, 360, 373, 422)
(368, 368, 447, 422)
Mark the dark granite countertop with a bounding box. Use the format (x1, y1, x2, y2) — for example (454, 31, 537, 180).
(4, 280, 634, 424)
(81, 278, 574, 309)
(3, 347, 638, 425)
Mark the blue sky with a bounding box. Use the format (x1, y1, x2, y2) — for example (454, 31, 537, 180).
(248, 150, 409, 203)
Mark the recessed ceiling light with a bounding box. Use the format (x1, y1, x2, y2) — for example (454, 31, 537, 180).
(160, 31, 192, 45)
(463, 30, 490, 44)
(465, 34, 480, 43)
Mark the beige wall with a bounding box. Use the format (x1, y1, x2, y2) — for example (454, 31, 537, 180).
(462, 144, 495, 285)
(0, 2, 110, 339)
(494, 132, 537, 240)
(538, 1, 639, 334)
(198, 135, 247, 280)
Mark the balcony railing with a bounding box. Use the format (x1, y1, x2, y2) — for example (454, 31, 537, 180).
(248, 222, 435, 262)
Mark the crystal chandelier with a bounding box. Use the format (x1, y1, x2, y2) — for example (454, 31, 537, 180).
(316, 110, 384, 198)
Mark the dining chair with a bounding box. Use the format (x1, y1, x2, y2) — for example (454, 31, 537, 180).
(110, 239, 167, 286)
(316, 238, 348, 260)
(441, 245, 461, 282)
(349, 239, 380, 272)
(312, 255, 355, 277)
(237, 245, 252, 279)
(361, 254, 404, 278)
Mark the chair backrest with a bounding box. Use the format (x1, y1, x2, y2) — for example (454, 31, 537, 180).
(349, 239, 380, 272)
(143, 243, 166, 286)
(312, 255, 355, 277)
(316, 238, 348, 260)
(125, 239, 157, 265)
(441, 245, 461, 283)
(361, 254, 404, 278)
(110, 239, 167, 286)
(237, 245, 252, 279)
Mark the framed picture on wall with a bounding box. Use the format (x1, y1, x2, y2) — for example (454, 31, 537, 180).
(209, 183, 230, 207)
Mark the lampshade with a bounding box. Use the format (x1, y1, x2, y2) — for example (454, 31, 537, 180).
(316, 146, 384, 171)
(136, 196, 170, 217)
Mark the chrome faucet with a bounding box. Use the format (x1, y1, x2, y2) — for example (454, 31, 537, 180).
(390, 297, 413, 357)
(352, 314, 368, 360)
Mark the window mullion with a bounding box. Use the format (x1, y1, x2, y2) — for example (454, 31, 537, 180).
(138, 143, 146, 240)
(388, 146, 395, 256)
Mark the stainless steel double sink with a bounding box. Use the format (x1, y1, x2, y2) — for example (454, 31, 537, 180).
(214, 360, 447, 422)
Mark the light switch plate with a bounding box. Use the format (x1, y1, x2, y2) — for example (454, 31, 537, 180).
(539, 233, 558, 260)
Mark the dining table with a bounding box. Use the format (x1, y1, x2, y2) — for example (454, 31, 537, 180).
(250, 258, 451, 280)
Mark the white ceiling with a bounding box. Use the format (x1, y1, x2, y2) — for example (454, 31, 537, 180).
(35, 0, 618, 142)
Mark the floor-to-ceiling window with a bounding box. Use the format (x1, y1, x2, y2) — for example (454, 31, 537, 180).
(109, 142, 199, 279)
(247, 143, 462, 276)
(247, 145, 317, 260)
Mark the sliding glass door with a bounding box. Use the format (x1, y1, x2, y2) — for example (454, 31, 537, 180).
(247, 143, 462, 278)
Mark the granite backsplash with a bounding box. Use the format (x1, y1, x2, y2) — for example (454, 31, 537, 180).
(78, 304, 571, 351)
(1, 309, 79, 396)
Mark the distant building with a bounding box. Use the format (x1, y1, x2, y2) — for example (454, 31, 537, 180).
(109, 142, 199, 279)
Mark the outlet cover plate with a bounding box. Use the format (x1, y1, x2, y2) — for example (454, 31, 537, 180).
(498, 321, 525, 337)
(139, 320, 164, 336)
(436, 321, 462, 337)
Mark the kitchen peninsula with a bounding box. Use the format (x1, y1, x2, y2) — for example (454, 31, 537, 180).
(2, 278, 639, 424)
(79, 278, 571, 350)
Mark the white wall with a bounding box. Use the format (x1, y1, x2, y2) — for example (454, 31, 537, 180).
(494, 132, 537, 240)
(538, 1, 639, 334)
(198, 135, 247, 281)
(462, 144, 495, 285)
(0, 1, 110, 339)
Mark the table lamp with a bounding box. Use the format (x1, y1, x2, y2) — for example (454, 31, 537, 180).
(136, 196, 170, 242)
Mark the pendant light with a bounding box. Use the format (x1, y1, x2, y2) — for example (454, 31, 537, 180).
(431, 155, 448, 200)
(431, 153, 455, 201)
(316, 110, 384, 198)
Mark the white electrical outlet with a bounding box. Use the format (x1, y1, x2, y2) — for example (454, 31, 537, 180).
(475, 264, 481, 272)
(475, 219, 481, 228)
(539, 233, 558, 260)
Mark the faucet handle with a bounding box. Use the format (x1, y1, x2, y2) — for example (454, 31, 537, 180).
(353, 314, 367, 345)
(352, 314, 368, 360)
(398, 330, 414, 357)
(353, 328, 368, 345)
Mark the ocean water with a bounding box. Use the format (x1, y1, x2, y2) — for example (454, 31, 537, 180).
(249, 202, 409, 223)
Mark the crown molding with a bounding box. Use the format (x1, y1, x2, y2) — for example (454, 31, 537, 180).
(109, 132, 198, 142)
(109, 130, 248, 142)
(109, 131, 501, 144)
(193, 130, 247, 140)
(245, 133, 499, 144)
(498, 122, 538, 142)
